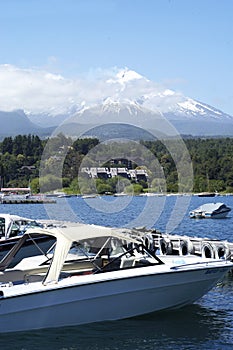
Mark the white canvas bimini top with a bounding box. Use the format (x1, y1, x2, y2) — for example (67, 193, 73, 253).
(25, 223, 140, 285)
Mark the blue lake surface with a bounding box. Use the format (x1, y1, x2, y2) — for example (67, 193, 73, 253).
(0, 194, 233, 349)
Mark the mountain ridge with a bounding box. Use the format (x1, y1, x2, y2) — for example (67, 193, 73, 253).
(54, 98, 233, 138)
(0, 68, 233, 138)
(0, 110, 54, 139)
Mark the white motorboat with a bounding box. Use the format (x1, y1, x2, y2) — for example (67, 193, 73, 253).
(189, 202, 231, 219)
(0, 221, 232, 333)
(81, 194, 98, 199)
(0, 214, 55, 265)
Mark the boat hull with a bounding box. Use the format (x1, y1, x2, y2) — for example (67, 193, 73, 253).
(190, 211, 230, 219)
(204, 211, 230, 219)
(0, 264, 230, 333)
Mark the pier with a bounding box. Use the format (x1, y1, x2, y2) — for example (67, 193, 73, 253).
(0, 187, 56, 204)
(0, 197, 56, 204)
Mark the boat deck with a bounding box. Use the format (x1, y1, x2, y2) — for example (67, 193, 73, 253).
(149, 232, 233, 262)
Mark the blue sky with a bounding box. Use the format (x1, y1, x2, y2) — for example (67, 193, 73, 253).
(0, 0, 233, 115)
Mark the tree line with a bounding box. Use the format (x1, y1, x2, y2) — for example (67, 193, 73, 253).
(0, 134, 233, 194)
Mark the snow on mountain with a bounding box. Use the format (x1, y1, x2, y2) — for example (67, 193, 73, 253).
(104, 68, 233, 124)
(0, 65, 232, 136)
(66, 97, 160, 129)
(171, 98, 231, 120)
(106, 68, 145, 86)
(60, 88, 233, 138)
(67, 68, 233, 129)
(102, 97, 152, 116)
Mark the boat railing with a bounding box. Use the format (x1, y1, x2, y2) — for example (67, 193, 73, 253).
(170, 258, 231, 270)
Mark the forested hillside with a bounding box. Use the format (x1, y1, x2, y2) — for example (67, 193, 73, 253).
(0, 134, 233, 194)
(142, 138, 233, 193)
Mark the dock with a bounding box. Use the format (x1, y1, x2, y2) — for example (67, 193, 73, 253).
(0, 196, 56, 204)
(0, 187, 56, 204)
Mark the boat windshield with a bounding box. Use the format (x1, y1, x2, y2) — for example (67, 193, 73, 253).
(61, 235, 163, 275)
(0, 218, 5, 237)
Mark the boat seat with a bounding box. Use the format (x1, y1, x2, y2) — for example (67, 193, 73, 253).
(0, 269, 26, 283)
(120, 256, 136, 269)
(24, 274, 44, 283)
(0, 270, 44, 284)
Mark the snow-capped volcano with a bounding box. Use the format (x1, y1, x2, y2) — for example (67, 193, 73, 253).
(0, 65, 233, 137)
(58, 93, 233, 139)
(57, 68, 233, 137)
(106, 70, 232, 123)
(64, 68, 233, 133)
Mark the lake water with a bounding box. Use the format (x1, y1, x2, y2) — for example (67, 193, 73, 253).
(0, 194, 233, 349)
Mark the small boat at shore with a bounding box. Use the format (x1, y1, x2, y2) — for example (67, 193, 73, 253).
(189, 202, 231, 219)
(0, 221, 231, 333)
(81, 194, 98, 199)
(197, 192, 217, 197)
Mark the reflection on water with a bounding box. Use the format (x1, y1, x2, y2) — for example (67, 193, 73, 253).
(0, 196, 233, 349)
(0, 302, 232, 350)
(200, 273, 233, 311)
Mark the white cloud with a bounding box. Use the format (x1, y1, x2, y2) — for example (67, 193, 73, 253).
(0, 64, 186, 115)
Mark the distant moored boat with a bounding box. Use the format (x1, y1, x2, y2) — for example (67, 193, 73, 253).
(190, 202, 231, 219)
